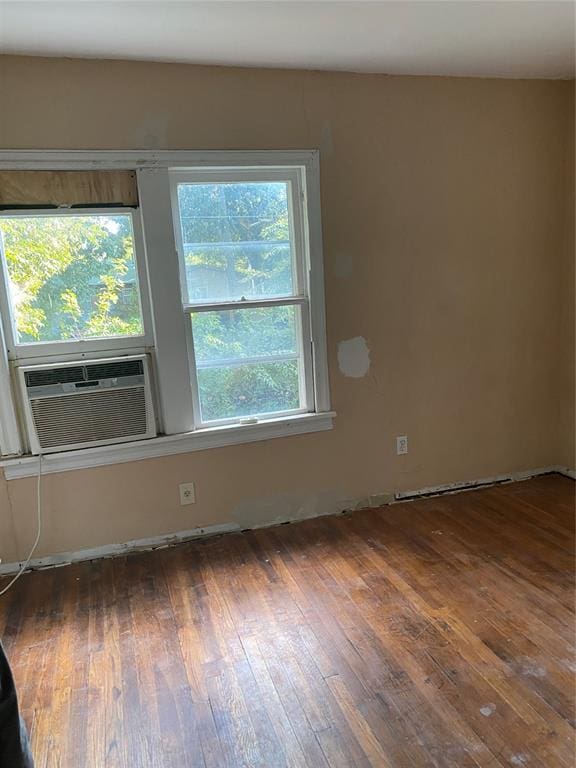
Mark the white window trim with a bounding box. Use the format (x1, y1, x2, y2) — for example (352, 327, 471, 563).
(0, 150, 333, 469)
(0, 315, 20, 455)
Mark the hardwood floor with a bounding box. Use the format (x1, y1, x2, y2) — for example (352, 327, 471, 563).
(0, 474, 574, 767)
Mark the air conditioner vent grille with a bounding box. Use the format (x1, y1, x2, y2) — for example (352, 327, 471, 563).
(86, 359, 143, 380)
(30, 387, 148, 449)
(24, 359, 145, 388)
(25, 366, 85, 387)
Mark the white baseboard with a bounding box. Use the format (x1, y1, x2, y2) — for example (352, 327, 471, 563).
(0, 464, 573, 577)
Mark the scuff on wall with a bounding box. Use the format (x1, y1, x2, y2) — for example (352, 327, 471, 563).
(134, 112, 171, 148)
(231, 489, 356, 529)
(338, 336, 370, 378)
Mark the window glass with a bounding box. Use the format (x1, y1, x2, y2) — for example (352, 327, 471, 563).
(176, 182, 294, 303)
(193, 305, 298, 363)
(0, 213, 144, 344)
(197, 361, 300, 422)
(191, 305, 302, 421)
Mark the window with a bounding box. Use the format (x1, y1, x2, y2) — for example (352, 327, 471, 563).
(0, 151, 332, 473)
(0, 209, 148, 357)
(171, 169, 314, 425)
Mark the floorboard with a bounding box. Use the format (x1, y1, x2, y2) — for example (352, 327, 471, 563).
(0, 474, 574, 767)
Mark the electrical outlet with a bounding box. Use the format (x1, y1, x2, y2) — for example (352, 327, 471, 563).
(179, 482, 196, 505)
(396, 435, 408, 455)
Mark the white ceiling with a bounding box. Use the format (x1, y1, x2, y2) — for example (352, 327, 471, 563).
(0, 1, 574, 79)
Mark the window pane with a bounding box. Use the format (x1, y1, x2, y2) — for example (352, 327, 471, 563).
(0, 213, 144, 344)
(197, 361, 300, 422)
(191, 305, 302, 421)
(193, 305, 298, 364)
(177, 181, 295, 303)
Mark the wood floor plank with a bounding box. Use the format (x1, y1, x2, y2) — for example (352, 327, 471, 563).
(0, 474, 574, 767)
(342, 505, 575, 766)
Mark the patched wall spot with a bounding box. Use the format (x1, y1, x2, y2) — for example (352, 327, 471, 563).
(338, 336, 370, 378)
(231, 490, 355, 529)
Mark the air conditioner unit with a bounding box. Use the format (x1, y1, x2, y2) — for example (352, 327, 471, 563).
(17, 355, 156, 454)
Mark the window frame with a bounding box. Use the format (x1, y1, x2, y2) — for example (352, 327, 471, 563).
(0, 150, 333, 471)
(0, 206, 153, 362)
(169, 166, 315, 428)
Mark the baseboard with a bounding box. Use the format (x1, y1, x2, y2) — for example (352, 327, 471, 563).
(0, 464, 573, 577)
(0, 521, 239, 576)
(393, 464, 569, 501)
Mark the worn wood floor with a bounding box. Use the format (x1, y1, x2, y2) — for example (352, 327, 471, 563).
(0, 474, 574, 767)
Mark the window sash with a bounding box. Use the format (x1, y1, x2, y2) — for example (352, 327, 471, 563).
(0, 207, 153, 361)
(170, 167, 307, 305)
(170, 167, 314, 428)
(186, 297, 314, 428)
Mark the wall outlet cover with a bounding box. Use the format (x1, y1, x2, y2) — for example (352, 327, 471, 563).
(179, 482, 196, 505)
(396, 436, 408, 455)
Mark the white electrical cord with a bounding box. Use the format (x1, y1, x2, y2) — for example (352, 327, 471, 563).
(0, 453, 42, 597)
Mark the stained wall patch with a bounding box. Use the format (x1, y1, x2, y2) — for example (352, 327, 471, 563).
(338, 336, 370, 378)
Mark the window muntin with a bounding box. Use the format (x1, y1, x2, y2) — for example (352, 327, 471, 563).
(0, 211, 145, 346)
(172, 170, 313, 427)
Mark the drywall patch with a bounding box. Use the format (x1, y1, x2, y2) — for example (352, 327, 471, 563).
(231, 490, 355, 529)
(338, 337, 370, 378)
(135, 113, 170, 148)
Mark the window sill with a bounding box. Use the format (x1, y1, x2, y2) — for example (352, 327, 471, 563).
(0, 411, 336, 480)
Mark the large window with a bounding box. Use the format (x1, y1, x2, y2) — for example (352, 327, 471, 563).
(0, 209, 148, 356)
(171, 169, 313, 425)
(0, 151, 332, 472)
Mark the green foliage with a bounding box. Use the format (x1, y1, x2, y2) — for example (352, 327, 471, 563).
(178, 181, 302, 420)
(193, 306, 296, 363)
(192, 305, 300, 421)
(178, 182, 293, 302)
(0, 214, 142, 343)
(198, 361, 299, 422)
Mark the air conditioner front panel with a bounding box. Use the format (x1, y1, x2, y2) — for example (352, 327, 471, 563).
(30, 387, 149, 450)
(18, 354, 156, 454)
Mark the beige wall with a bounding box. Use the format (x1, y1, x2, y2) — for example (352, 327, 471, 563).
(558, 91, 575, 469)
(0, 55, 573, 562)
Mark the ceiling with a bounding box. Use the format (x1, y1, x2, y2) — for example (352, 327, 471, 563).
(0, 1, 574, 79)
